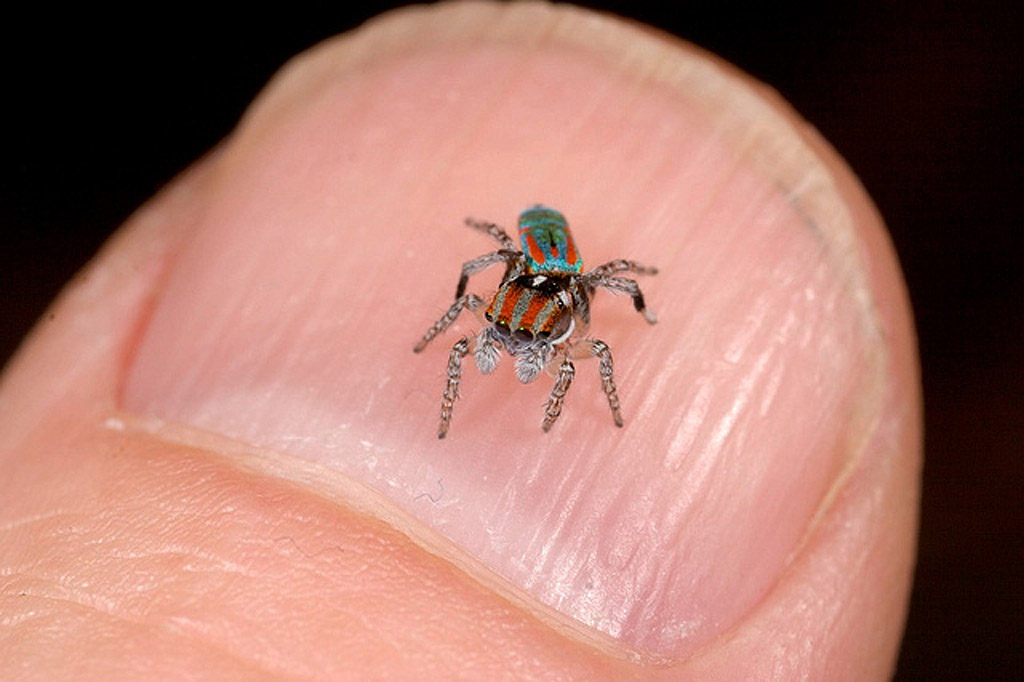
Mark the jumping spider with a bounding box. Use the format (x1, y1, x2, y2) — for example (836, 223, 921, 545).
(414, 205, 657, 438)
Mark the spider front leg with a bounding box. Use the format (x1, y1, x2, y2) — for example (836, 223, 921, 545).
(568, 339, 624, 427)
(414, 294, 484, 353)
(542, 356, 576, 432)
(438, 337, 471, 439)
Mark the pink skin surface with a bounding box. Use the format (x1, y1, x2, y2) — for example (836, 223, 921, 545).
(0, 4, 919, 679)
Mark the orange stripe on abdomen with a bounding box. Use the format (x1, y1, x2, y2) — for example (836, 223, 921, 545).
(566, 241, 579, 267)
(524, 233, 547, 265)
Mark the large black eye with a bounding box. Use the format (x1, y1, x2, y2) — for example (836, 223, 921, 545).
(514, 328, 534, 342)
(494, 321, 510, 336)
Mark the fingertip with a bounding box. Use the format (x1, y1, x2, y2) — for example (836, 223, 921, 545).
(0, 1, 916, 675)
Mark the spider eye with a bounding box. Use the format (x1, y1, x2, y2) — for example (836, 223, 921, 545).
(514, 328, 534, 342)
(494, 321, 510, 336)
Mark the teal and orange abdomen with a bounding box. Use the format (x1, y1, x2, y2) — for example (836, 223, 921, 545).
(518, 205, 583, 275)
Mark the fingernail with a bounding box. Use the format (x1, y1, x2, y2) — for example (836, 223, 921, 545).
(124, 4, 886, 657)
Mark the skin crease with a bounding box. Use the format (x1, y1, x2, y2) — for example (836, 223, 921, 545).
(0, 4, 920, 680)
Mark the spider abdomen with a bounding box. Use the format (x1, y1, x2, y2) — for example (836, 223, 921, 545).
(518, 205, 584, 275)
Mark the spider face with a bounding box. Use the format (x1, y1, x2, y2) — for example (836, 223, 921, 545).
(486, 274, 574, 343)
(482, 273, 577, 384)
(414, 205, 657, 438)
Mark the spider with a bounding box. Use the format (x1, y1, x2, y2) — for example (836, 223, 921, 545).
(414, 205, 657, 438)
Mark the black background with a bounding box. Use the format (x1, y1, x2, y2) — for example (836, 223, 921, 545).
(5, 3, 1020, 678)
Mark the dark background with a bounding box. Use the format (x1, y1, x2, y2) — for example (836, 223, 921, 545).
(5, 3, 1020, 678)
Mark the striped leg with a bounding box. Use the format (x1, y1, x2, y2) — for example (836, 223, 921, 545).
(464, 217, 516, 250)
(439, 337, 471, 439)
(570, 339, 623, 427)
(541, 357, 576, 432)
(592, 340, 623, 427)
(455, 250, 518, 298)
(584, 275, 657, 324)
(414, 294, 484, 353)
(585, 259, 658, 279)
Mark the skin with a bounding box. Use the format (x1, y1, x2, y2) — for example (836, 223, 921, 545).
(0, 4, 920, 680)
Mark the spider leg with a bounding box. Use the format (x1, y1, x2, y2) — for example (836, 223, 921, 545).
(414, 294, 484, 353)
(568, 339, 623, 427)
(438, 337, 471, 439)
(582, 274, 657, 324)
(585, 258, 658, 279)
(569, 280, 593, 327)
(465, 217, 517, 250)
(541, 356, 576, 432)
(455, 250, 520, 299)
